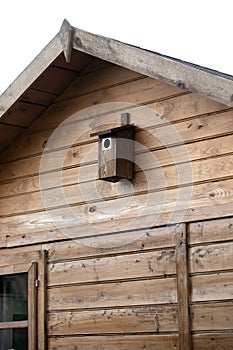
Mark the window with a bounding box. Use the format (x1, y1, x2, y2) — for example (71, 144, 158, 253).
(0, 272, 28, 349)
(0, 251, 46, 350)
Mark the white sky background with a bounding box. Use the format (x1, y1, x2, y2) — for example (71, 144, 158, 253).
(0, 0, 232, 95)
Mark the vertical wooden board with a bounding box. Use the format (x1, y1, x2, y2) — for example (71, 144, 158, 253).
(48, 334, 179, 350)
(28, 262, 37, 350)
(176, 223, 191, 350)
(38, 250, 47, 350)
(192, 333, 233, 350)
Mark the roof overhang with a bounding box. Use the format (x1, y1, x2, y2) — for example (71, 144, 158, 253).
(0, 19, 232, 153)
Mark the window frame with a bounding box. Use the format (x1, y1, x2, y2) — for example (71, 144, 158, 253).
(0, 250, 47, 350)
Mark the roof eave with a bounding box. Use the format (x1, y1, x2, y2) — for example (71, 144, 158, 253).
(0, 19, 233, 122)
(0, 33, 63, 120)
(73, 27, 233, 108)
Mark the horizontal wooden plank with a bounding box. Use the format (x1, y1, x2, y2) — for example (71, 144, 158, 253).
(192, 302, 233, 331)
(190, 242, 233, 273)
(0, 92, 229, 181)
(1, 96, 231, 164)
(191, 272, 233, 302)
(0, 262, 32, 275)
(1, 130, 233, 201)
(52, 152, 233, 204)
(55, 64, 143, 102)
(2, 201, 233, 250)
(48, 334, 178, 350)
(1, 101, 46, 127)
(80, 57, 111, 75)
(0, 320, 28, 329)
(29, 66, 78, 95)
(1, 133, 233, 207)
(21, 88, 57, 106)
(48, 249, 176, 286)
(1, 76, 183, 162)
(45, 226, 176, 262)
(48, 305, 178, 335)
(52, 50, 99, 73)
(189, 217, 233, 245)
(48, 278, 177, 310)
(144, 109, 233, 150)
(1, 178, 233, 248)
(192, 333, 233, 350)
(29, 75, 182, 133)
(1, 152, 233, 217)
(150, 92, 226, 121)
(0, 124, 23, 153)
(0, 250, 40, 267)
(0, 243, 42, 258)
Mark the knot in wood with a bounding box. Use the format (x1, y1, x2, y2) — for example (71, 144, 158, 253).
(75, 37, 83, 48)
(177, 81, 186, 89)
(89, 206, 97, 213)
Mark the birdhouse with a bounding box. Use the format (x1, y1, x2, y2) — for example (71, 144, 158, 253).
(90, 115, 135, 182)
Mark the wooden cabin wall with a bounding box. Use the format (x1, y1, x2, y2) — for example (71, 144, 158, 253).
(0, 61, 233, 349)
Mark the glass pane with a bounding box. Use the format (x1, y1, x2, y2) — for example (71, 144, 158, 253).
(0, 328, 28, 350)
(0, 273, 28, 322)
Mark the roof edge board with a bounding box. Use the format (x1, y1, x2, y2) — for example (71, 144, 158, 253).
(59, 19, 74, 63)
(0, 33, 63, 120)
(72, 27, 233, 107)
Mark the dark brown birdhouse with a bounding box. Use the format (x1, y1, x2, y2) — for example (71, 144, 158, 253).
(90, 121, 135, 182)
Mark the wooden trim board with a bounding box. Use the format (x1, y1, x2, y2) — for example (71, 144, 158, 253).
(72, 27, 233, 107)
(176, 223, 192, 350)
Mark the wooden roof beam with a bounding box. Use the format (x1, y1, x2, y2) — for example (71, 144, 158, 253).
(72, 27, 233, 107)
(59, 19, 74, 63)
(0, 27, 66, 120)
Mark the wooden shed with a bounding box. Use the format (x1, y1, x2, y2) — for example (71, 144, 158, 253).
(0, 19, 233, 350)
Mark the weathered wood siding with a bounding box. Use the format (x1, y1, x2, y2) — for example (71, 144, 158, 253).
(0, 61, 233, 349)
